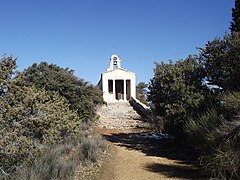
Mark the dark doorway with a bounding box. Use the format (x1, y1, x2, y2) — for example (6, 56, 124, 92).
(108, 80, 113, 93)
(115, 80, 124, 100)
(127, 80, 131, 100)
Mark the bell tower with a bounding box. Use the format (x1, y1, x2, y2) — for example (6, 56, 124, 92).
(107, 54, 121, 71)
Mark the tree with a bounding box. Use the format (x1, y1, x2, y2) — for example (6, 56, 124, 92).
(15, 62, 103, 118)
(230, 0, 240, 32)
(199, 32, 240, 91)
(0, 55, 17, 96)
(148, 56, 208, 135)
(137, 82, 148, 95)
(136, 82, 148, 104)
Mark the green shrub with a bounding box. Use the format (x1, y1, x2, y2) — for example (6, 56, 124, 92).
(0, 55, 17, 96)
(222, 91, 240, 121)
(0, 86, 82, 174)
(148, 56, 208, 136)
(184, 92, 240, 178)
(0, 56, 105, 178)
(184, 109, 222, 153)
(202, 140, 240, 179)
(15, 62, 103, 118)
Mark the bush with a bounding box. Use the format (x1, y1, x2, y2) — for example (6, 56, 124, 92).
(11, 144, 76, 180)
(222, 91, 240, 121)
(0, 54, 17, 96)
(203, 139, 240, 179)
(0, 133, 106, 180)
(79, 118, 92, 131)
(0, 56, 104, 177)
(184, 109, 222, 154)
(15, 62, 103, 118)
(0, 86, 82, 174)
(184, 92, 240, 179)
(148, 56, 208, 136)
(77, 134, 106, 162)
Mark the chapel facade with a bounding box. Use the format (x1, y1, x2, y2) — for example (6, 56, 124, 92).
(98, 54, 136, 103)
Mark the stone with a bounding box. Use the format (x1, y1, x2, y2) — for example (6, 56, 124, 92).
(95, 102, 146, 130)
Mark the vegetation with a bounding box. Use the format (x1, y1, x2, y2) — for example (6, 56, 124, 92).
(2, 132, 105, 180)
(199, 32, 240, 91)
(184, 92, 240, 179)
(1, 1, 239, 179)
(148, 56, 211, 136)
(148, 1, 240, 178)
(0, 56, 104, 179)
(0, 86, 81, 172)
(0, 55, 17, 96)
(136, 81, 148, 105)
(230, 0, 240, 32)
(15, 62, 103, 119)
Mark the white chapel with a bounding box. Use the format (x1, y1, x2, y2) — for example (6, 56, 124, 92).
(98, 54, 136, 103)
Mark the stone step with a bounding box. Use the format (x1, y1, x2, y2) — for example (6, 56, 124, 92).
(95, 102, 146, 130)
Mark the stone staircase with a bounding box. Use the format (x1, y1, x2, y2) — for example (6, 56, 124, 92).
(95, 102, 145, 130)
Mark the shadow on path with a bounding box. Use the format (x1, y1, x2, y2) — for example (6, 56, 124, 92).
(144, 162, 200, 179)
(103, 132, 192, 161)
(102, 131, 205, 179)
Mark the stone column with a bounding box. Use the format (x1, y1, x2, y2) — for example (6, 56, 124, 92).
(123, 79, 127, 101)
(113, 79, 116, 101)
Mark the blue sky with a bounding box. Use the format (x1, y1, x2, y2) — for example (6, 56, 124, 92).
(0, 0, 234, 84)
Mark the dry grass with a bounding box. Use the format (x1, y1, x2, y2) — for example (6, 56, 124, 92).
(0, 132, 106, 180)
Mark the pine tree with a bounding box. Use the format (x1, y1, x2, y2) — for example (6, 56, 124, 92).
(230, 0, 240, 32)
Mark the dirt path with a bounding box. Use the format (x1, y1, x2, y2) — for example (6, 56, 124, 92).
(95, 128, 200, 180)
(93, 103, 201, 180)
(101, 142, 170, 180)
